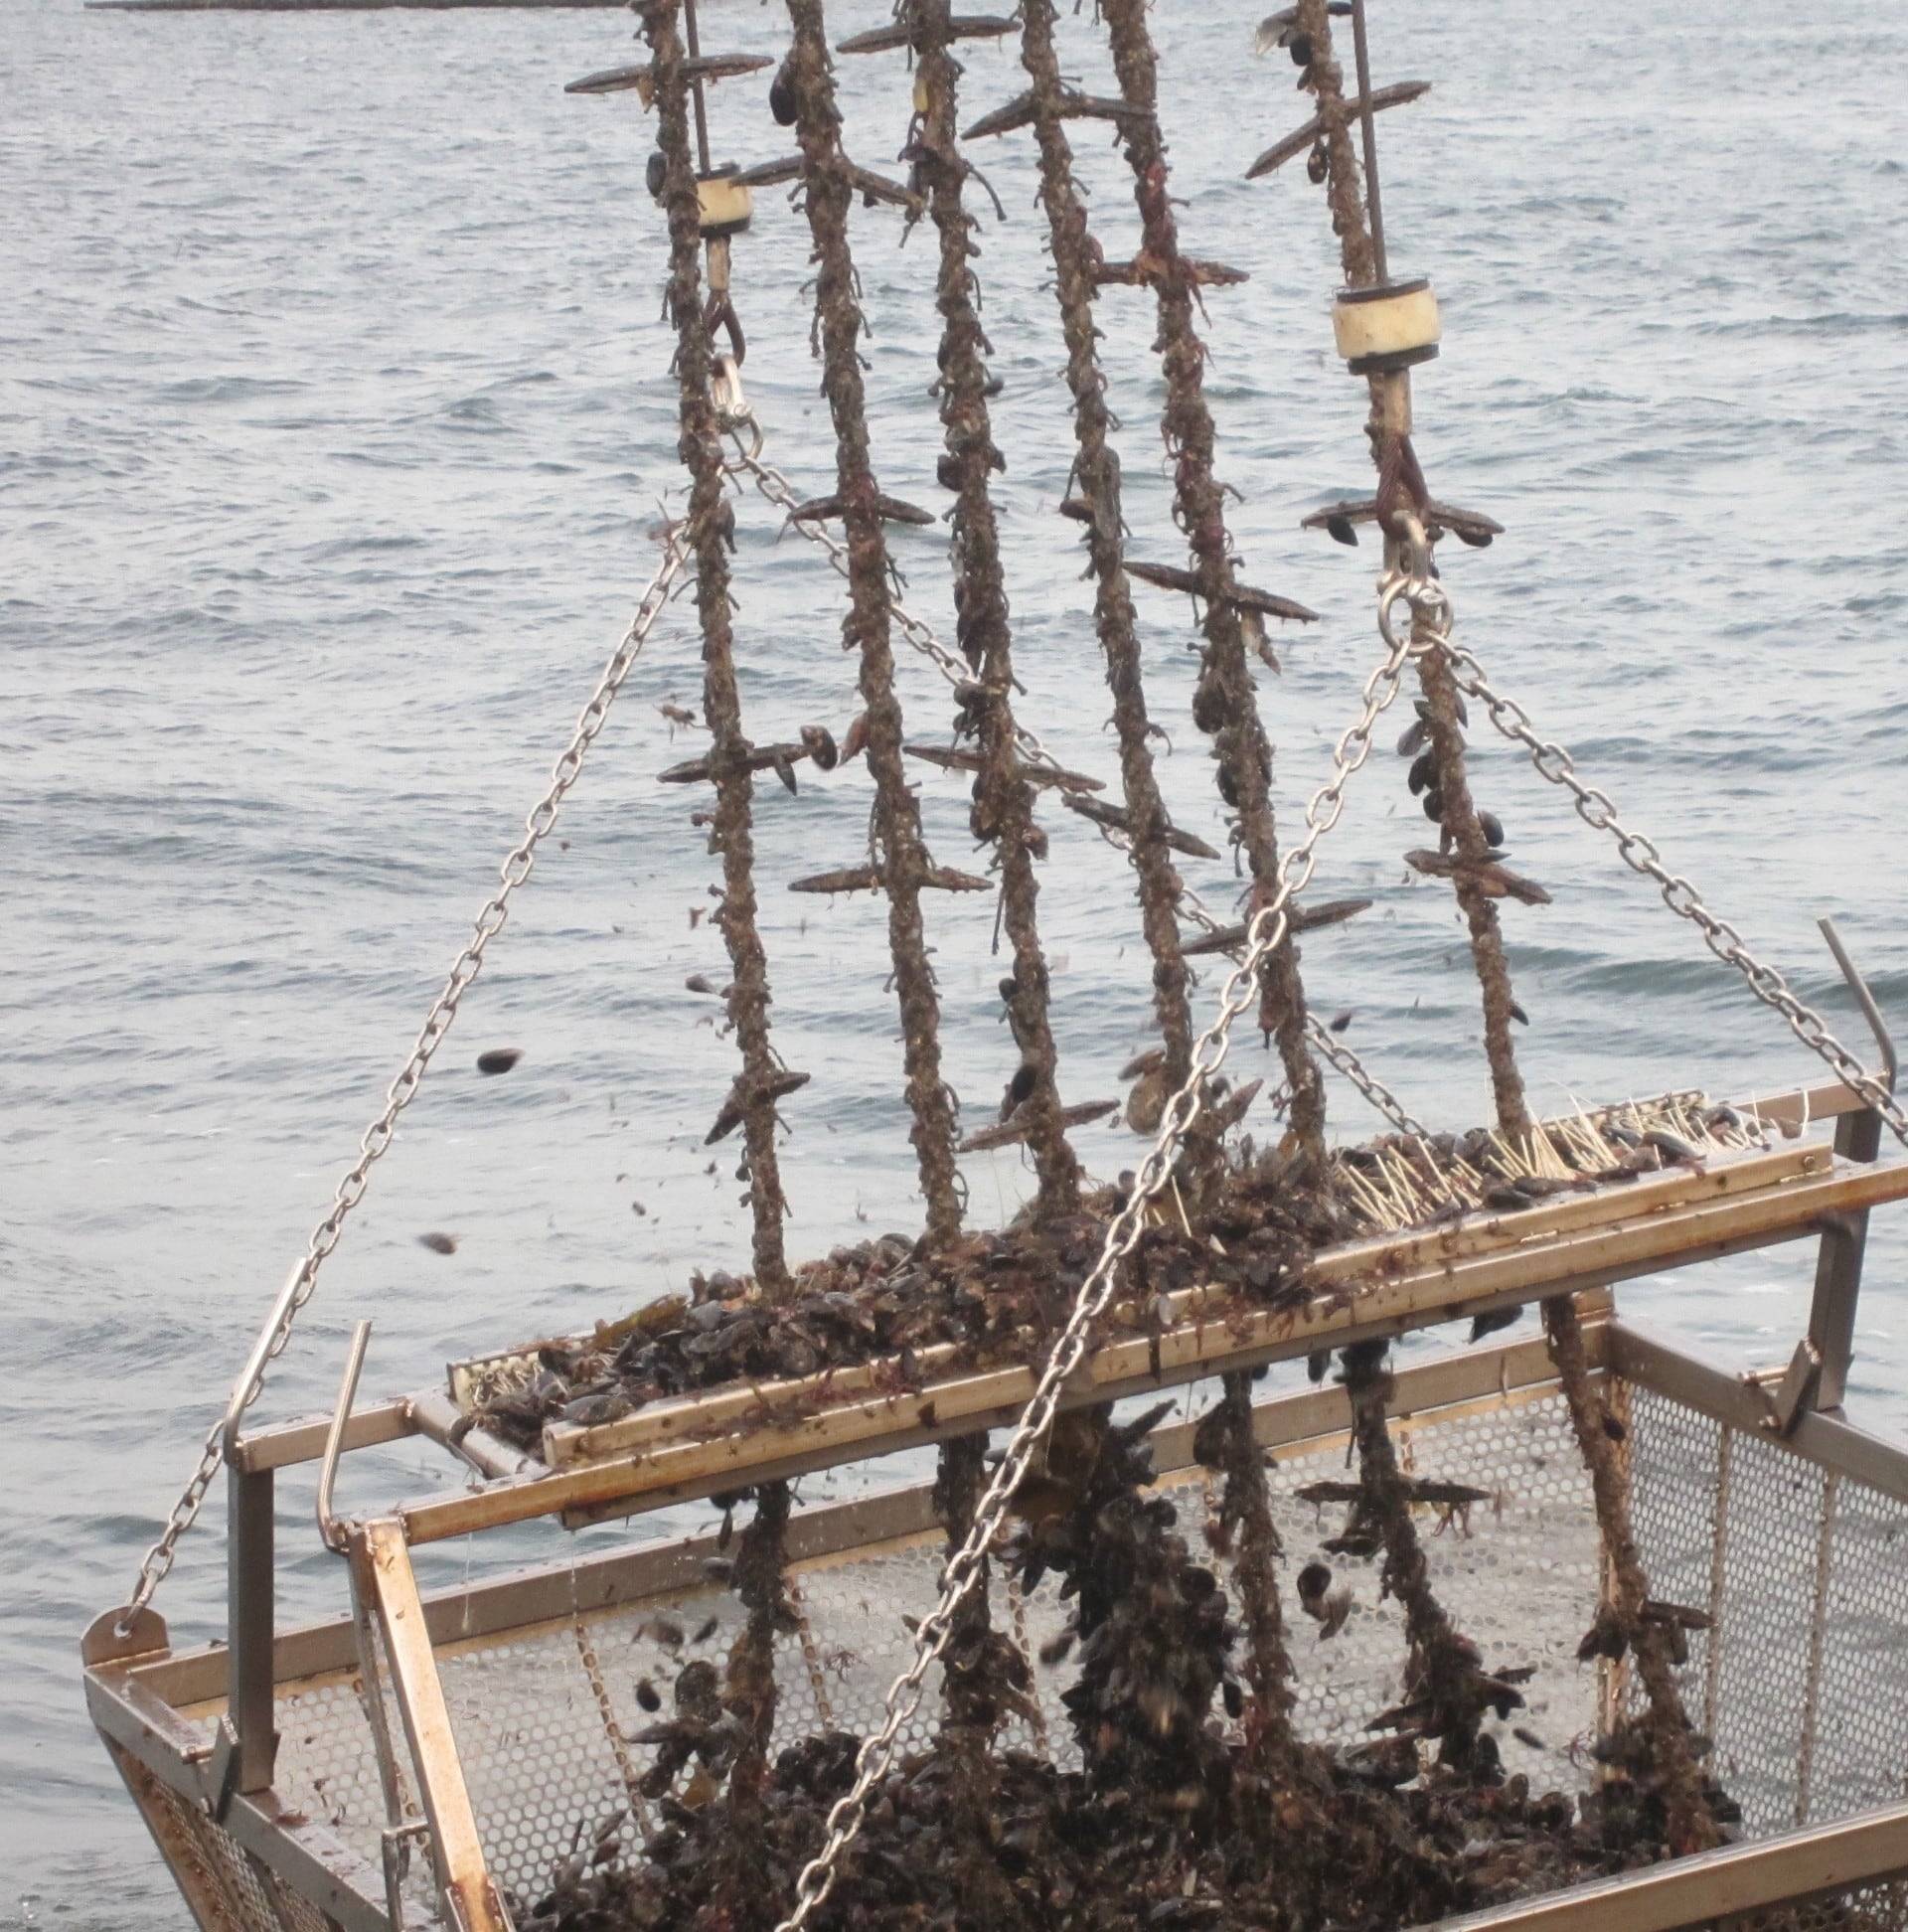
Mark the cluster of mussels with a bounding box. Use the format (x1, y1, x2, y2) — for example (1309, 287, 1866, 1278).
(466, 1161, 1344, 1456)
(506, 1388, 1724, 1932)
(467, 1096, 1759, 1458)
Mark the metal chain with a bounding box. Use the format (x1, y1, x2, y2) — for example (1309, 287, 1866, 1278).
(774, 562, 1429, 1931)
(716, 380, 1067, 778)
(1173, 877, 1427, 1137)
(117, 535, 693, 1632)
(1306, 1016, 1428, 1135)
(1442, 640, 1908, 1146)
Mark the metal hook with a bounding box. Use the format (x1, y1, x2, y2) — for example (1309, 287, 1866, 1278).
(317, 1320, 373, 1554)
(222, 1258, 310, 1458)
(1820, 917, 1898, 1094)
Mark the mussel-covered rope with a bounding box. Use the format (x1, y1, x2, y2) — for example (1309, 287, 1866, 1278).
(1014, 0, 1194, 1098)
(1293, 5, 1716, 1850)
(909, 0, 1078, 1216)
(1289, 7, 1531, 1132)
(1098, 0, 1329, 1173)
(115, 533, 692, 1634)
(644, 0, 795, 1296)
(782, 0, 963, 1243)
(1192, 1371, 1307, 1797)
(1337, 1339, 1523, 1773)
(1292, 0, 1377, 291)
(1411, 585, 1531, 1134)
(775, 566, 1424, 1932)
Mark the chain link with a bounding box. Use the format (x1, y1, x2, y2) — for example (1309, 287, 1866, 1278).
(1173, 878, 1427, 1137)
(116, 535, 693, 1633)
(1305, 1017, 1429, 1136)
(774, 563, 1428, 1930)
(1442, 640, 1907, 1146)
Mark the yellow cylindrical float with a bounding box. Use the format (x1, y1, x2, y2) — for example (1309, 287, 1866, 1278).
(1332, 276, 1441, 376)
(697, 173, 754, 240)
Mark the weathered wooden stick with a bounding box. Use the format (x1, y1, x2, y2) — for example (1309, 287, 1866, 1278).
(1245, 80, 1431, 180)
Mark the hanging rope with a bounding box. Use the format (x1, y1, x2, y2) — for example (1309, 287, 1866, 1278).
(644, 0, 796, 1296)
(1337, 1338, 1524, 1772)
(781, 0, 963, 1243)
(907, 0, 1079, 1216)
(1292, 0, 1378, 291)
(1291, 4, 1722, 1852)
(1007, 0, 1195, 1103)
(1098, 0, 1330, 1174)
(1192, 1370, 1308, 1804)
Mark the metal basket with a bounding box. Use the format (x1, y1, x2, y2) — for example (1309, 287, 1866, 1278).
(83, 1091, 1908, 1932)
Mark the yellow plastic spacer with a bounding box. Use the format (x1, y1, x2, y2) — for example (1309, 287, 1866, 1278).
(913, 72, 930, 114)
(697, 175, 754, 239)
(1332, 277, 1441, 376)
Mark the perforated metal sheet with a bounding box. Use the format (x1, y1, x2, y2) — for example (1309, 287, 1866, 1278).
(130, 1761, 345, 1932)
(251, 1385, 1603, 1907)
(168, 1373, 1908, 1929)
(1730, 1878, 1908, 1932)
(1630, 1384, 1908, 1837)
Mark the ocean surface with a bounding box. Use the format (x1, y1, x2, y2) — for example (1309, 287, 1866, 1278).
(4, 0, 1906, 1921)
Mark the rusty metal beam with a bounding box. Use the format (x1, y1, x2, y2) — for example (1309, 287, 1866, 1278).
(356, 1519, 510, 1931)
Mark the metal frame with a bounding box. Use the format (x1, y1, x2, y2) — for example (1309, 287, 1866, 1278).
(86, 1311, 1908, 1932)
(352, 1521, 511, 1932)
(84, 1076, 1908, 1932)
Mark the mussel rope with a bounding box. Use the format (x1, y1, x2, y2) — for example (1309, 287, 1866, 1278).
(999, 15, 1297, 1808)
(721, 1482, 795, 1830)
(1293, 0, 1527, 1133)
(910, 0, 1079, 1218)
(1100, 0, 1329, 1175)
(644, 0, 794, 1298)
(1016, 0, 1195, 1101)
(642, 12, 801, 1869)
(783, 0, 963, 1243)
(1195, 1370, 1309, 1798)
(1291, 0, 1720, 1849)
(928, 1432, 1020, 1920)
(1339, 1340, 1514, 1771)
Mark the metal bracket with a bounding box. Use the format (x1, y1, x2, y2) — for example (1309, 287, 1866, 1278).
(1804, 919, 1899, 1414)
(380, 1820, 433, 1931)
(203, 1716, 242, 1823)
(318, 1321, 374, 1554)
(1769, 1339, 1824, 1438)
(80, 1604, 169, 1668)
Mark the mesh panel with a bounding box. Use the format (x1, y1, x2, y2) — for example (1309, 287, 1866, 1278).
(381, 1386, 1610, 1904)
(140, 1771, 344, 1932)
(1630, 1384, 1908, 1838)
(1729, 1877, 1908, 1932)
(142, 1370, 1908, 1929)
